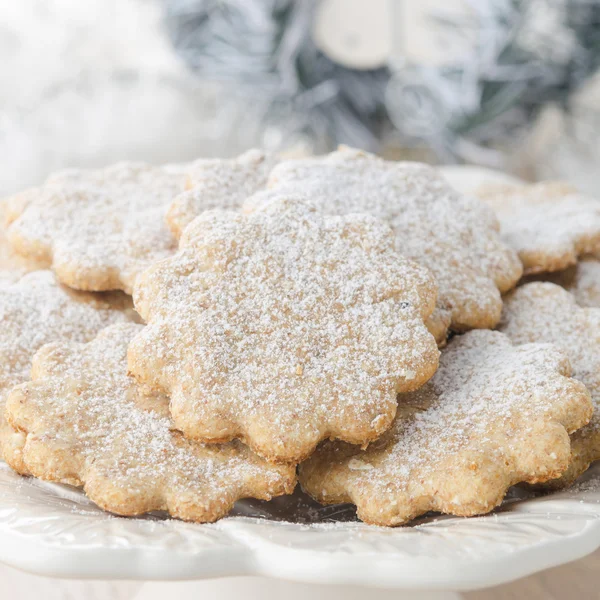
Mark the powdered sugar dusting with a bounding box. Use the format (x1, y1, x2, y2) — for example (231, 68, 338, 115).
(166, 149, 279, 238)
(500, 282, 600, 482)
(0, 270, 135, 471)
(261, 146, 522, 334)
(5, 162, 187, 293)
(129, 196, 440, 463)
(477, 182, 600, 274)
(531, 257, 600, 308)
(6, 323, 295, 522)
(300, 330, 592, 525)
(0, 271, 132, 403)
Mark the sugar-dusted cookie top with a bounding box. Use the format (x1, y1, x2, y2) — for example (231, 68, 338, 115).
(299, 330, 591, 526)
(527, 257, 600, 309)
(166, 149, 279, 238)
(500, 282, 600, 487)
(259, 146, 522, 339)
(128, 196, 440, 463)
(5, 162, 187, 294)
(476, 181, 600, 275)
(0, 271, 134, 473)
(6, 323, 295, 522)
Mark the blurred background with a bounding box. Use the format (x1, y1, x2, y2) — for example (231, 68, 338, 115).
(1, 0, 600, 194)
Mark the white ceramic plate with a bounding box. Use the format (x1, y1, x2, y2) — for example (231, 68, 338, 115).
(0, 461, 598, 591)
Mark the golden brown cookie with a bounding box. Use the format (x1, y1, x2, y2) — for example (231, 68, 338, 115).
(128, 196, 440, 463)
(299, 330, 592, 526)
(5, 162, 187, 294)
(425, 308, 452, 347)
(166, 150, 279, 238)
(476, 181, 600, 275)
(0, 271, 134, 473)
(526, 257, 600, 309)
(6, 323, 295, 521)
(500, 282, 600, 487)
(260, 146, 522, 338)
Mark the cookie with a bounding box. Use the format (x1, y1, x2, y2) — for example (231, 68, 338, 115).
(526, 257, 600, 309)
(299, 329, 592, 526)
(6, 323, 296, 522)
(476, 181, 600, 274)
(5, 162, 187, 294)
(0, 222, 38, 287)
(0, 192, 45, 286)
(166, 150, 278, 238)
(2, 187, 40, 229)
(0, 271, 134, 473)
(500, 282, 600, 487)
(261, 146, 522, 338)
(128, 196, 440, 463)
(424, 307, 452, 347)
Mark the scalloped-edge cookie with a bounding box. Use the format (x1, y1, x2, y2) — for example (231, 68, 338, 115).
(6, 323, 295, 522)
(299, 330, 592, 526)
(476, 181, 600, 275)
(0, 271, 134, 474)
(526, 257, 600, 309)
(260, 146, 522, 339)
(166, 149, 279, 239)
(500, 282, 600, 487)
(5, 162, 188, 294)
(128, 195, 440, 464)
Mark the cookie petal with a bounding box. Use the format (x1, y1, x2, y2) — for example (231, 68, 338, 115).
(477, 182, 600, 275)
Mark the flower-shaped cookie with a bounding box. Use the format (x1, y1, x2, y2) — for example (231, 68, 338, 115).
(129, 196, 440, 463)
(166, 149, 279, 238)
(528, 257, 600, 308)
(6, 324, 295, 522)
(0, 271, 133, 473)
(5, 162, 187, 294)
(262, 147, 522, 341)
(476, 182, 600, 274)
(299, 330, 592, 526)
(500, 282, 600, 487)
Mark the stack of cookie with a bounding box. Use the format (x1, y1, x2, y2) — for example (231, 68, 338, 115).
(0, 148, 598, 526)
